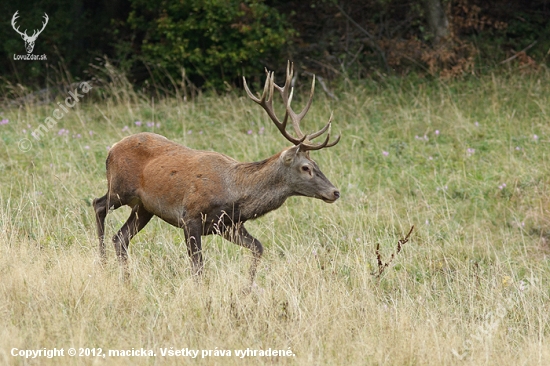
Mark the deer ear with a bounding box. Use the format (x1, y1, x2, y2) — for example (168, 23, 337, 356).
(281, 146, 300, 166)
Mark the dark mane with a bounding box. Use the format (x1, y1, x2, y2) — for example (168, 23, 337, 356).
(239, 153, 281, 173)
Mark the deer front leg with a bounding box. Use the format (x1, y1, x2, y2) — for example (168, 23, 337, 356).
(93, 194, 109, 263)
(184, 223, 203, 276)
(223, 224, 264, 285)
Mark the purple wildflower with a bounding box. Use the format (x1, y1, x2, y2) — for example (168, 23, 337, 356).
(58, 129, 69, 136)
(519, 280, 528, 292)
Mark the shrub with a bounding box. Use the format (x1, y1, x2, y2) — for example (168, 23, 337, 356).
(125, 0, 294, 89)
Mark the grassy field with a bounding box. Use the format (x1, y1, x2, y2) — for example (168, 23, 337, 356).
(0, 70, 549, 365)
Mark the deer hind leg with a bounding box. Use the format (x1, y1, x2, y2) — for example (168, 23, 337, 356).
(93, 194, 119, 263)
(223, 224, 264, 285)
(112, 204, 153, 270)
(93, 193, 127, 263)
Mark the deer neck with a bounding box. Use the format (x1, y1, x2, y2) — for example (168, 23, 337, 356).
(232, 153, 291, 220)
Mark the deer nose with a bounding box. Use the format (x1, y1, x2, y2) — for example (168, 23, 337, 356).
(333, 190, 340, 200)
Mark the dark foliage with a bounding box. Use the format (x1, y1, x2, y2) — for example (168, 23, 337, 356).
(1, 0, 549, 94)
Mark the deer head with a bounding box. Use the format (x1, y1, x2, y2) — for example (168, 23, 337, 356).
(11, 11, 49, 54)
(243, 61, 341, 202)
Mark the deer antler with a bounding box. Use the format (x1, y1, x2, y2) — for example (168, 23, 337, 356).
(11, 11, 27, 38)
(11, 11, 48, 40)
(31, 13, 49, 39)
(243, 61, 340, 151)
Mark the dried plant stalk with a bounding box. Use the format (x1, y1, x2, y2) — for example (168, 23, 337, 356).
(372, 226, 414, 278)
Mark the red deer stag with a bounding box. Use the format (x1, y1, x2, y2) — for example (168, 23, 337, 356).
(93, 62, 340, 282)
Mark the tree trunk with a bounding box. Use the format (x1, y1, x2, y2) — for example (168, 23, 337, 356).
(424, 0, 449, 44)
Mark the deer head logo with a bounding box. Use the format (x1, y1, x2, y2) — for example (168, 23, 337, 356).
(11, 11, 49, 54)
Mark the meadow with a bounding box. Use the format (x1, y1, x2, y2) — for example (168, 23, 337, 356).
(0, 68, 549, 365)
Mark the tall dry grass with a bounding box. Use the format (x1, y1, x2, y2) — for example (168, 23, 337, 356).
(0, 69, 549, 365)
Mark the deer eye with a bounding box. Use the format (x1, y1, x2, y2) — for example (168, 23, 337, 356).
(301, 165, 310, 172)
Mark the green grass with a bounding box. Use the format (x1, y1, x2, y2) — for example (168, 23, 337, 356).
(0, 70, 549, 365)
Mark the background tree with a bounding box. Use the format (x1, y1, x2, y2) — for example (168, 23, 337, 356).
(424, 0, 449, 44)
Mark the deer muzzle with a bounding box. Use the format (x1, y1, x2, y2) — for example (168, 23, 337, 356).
(321, 189, 340, 203)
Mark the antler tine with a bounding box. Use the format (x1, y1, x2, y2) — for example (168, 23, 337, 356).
(11, 11, 27, 37)
(284, 60, 293, 89)
(299, 113, 341, 151)
(35, 13, 49, 36)
(272, 62, 310, 142)
(275, 61, 318, 142)
(273, 61, 309, 139)
(271, 61, 293, 100)
(307, 110, 332, 140)
(295, 74, 315, 122)
(261, 68, 275, 104)
(301, 133, 341, 151)
(243, 72, 266, 104)
(11, 10, 18, 25)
